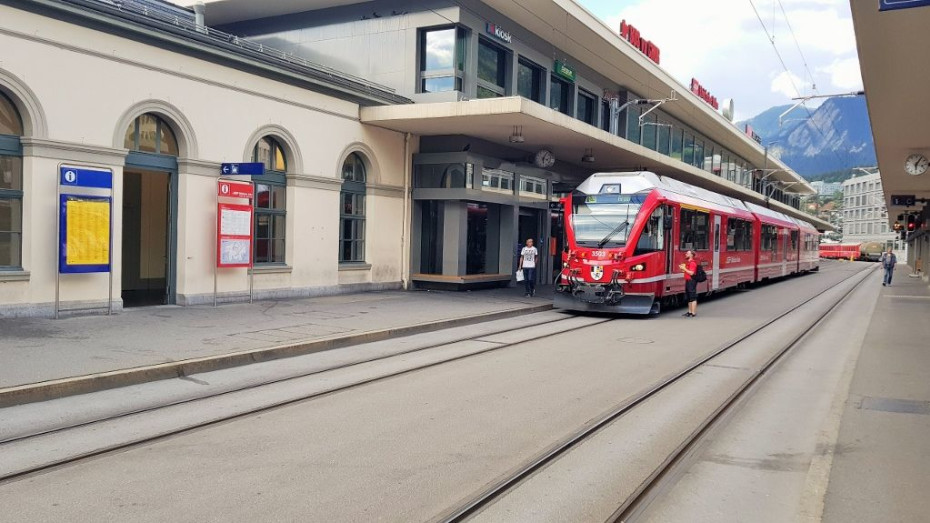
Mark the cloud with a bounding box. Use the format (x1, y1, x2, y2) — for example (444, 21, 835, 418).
(819, 57, 863, 91)
(582, 0, 860, 118)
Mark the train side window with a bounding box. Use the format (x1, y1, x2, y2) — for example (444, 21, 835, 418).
(761, 225, 778, 254)
(635, 207, 664, 255)
(726, 218, 753, 251)
(790, 230, 799, 250)
(679, 208, 709, 251)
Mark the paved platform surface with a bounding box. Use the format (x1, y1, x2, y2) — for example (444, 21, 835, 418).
(0, 287, 548, 389)
(822, 266, 930, 522)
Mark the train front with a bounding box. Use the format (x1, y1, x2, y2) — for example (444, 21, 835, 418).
(555, 179, 660, 315)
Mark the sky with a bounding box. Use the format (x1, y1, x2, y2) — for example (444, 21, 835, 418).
(577, 0, 862, 121)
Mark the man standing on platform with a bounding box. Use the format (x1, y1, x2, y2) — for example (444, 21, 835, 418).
(881, 247, 897, 286)
(519, 238, 538, 297)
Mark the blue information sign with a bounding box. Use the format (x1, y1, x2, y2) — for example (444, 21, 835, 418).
(880, 0, 930, 11)
(221, 163, 265, 176)
(60, 166, 112, 189)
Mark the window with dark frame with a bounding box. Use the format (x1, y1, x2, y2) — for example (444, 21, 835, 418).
(477, 38, 508, 98)
(576, 90, 597, 125)
(726, 218, 753, 251)
(420, 27, 466, 93)
(600, 99, 611, 132)
(679, 208, 709, 251)
(0, 92, 23, 270)
(123, 113, 179, 155)
(516, 59, 543, 103)
(340, 153, 367, 263)
(549, 75, 571, 114)
(252, 136, 287, 265)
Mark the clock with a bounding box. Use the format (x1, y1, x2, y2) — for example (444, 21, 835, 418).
(534, 149, 556, 169)
(904, 153, 929, 176)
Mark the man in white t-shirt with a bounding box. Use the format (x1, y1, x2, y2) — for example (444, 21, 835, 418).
(518, 238, 539, 297)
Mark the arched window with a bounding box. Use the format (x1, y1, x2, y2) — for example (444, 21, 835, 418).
(340, 152, 367, 263)
(252, 136, 287, 264)
(124, 113, 179, 155)
(0, 91, 23, 270)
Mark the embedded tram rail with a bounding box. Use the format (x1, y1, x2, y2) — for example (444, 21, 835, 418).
(0, 313, 612, 482)
(440, 263, 876, 522)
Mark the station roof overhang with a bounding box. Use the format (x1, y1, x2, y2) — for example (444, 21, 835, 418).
(850, 2, 930, 222)
(362, 98, 830, 230)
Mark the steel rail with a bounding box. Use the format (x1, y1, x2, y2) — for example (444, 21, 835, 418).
(0, 315, 611, 483)
(439, 265, 874, 523)
(610, 264, 876, 522)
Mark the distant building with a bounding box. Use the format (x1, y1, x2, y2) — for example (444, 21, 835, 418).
(810, 180, 843, 197)
(842, 172, 896, 247)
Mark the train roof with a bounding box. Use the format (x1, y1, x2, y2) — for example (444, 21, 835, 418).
(577, 171, 753, 217)
(744, 201, 801, 228)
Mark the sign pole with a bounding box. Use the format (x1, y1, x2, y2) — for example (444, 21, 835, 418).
(214, 179, 219, 308)
(55, 176, 61, 320)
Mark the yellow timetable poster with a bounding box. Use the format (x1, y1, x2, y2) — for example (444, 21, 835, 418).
(66, 199, 110, 265)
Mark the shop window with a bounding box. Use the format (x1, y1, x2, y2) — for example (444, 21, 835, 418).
(626, 105, 641, 145)
(682, 132, 694, 165)
(576, 90, 597, 125)
(0, 92, 23, 270)
(481, 168, 514, 194)
(641, 115, 657, 150)
(517, 58, 543, 103)
(679, 208, 709, 251)
(252, 136, 288, 264)
(519, 175, 546, 198)
(124, 113, 178, 155)
(549, 75, 571, 115)
(726, 218, 753, 251)
(693, 139, 704, 169)
(477, 39, 508, 98)
(340, 153, 367, 263)
(466, 203, 488, 275)
(419, 27, 466, 93)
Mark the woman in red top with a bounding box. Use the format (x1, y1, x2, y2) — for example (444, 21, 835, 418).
(679, 250, 698, 317)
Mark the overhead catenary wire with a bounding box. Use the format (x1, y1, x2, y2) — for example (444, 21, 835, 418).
(776, 0, 818, 94)
(747, 0, 851, 180)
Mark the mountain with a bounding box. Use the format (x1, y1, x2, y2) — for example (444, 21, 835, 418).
(738, 96, 875, 178)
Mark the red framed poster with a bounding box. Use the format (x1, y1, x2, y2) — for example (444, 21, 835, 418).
(216, 202, 253, 268)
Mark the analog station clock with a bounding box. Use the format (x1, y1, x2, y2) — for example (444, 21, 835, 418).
(904, 153, 929, 176)
(534, 149, 556, 169)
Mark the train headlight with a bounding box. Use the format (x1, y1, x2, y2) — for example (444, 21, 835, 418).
(631, 264, 646, 272)
(563, 262, 569, 268)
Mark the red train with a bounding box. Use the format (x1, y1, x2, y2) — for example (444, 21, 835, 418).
(818, 242, 884, 261)
(555, 172, 820, 314)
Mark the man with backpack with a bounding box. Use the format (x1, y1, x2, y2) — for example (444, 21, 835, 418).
(680, 249, 703, 317)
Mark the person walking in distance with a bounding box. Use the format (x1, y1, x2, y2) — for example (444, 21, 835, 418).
(518, 238, 538, 297)
(881, 247, 897, 286)
(679, 250, 698, 317)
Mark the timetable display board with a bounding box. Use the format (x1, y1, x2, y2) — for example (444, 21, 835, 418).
(59, 195, 112, 272)
(216, 180, 255, 268)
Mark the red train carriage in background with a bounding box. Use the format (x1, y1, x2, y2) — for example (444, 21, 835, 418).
(555, 172, 820, 315)
(818, 243, 862, 260)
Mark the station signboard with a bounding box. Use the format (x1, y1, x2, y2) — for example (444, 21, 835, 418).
(880, 0, 930, 11)
(58, 167, 113, 274)
(216, 180, 254, 268)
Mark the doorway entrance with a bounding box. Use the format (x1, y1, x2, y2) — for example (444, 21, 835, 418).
(122, 170, 171, 307)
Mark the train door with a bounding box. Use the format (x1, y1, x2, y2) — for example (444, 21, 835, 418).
(712, 214, 721, 290)
(663, 205, 674, 294)
(781, 228, 788, 277)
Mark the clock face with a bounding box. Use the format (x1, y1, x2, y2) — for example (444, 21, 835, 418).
(904, 153, 929, 176)
(534, 149, 555, 169)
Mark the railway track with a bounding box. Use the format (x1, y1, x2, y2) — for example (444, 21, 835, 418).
(0, 312, 611, 482)
(440, 264, 876, 522)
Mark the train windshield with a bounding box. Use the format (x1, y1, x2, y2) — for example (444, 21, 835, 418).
(571, 192, 647, 248)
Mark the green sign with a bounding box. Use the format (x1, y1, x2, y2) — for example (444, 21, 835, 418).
(554, 60, 576, 83)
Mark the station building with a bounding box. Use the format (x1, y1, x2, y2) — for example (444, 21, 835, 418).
(0, 0, 824, 317)
(841, 171, 897, 249)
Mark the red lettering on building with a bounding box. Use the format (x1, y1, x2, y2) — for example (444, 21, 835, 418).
(690, 78, 719, 110)
(619, 20, 660, 64)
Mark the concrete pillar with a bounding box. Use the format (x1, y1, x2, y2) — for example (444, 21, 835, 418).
(499, 204, 518, 278)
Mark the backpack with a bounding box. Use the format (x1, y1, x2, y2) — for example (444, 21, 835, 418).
(693, 263, 707, 283)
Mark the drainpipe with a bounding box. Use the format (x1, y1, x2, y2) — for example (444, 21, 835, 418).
(401, 132, 412, 289)
(193, 2, 207, 34)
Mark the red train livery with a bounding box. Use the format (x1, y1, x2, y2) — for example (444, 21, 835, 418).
(555, 172, 820, 314)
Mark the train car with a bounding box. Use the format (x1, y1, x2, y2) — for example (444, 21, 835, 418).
(819, 243, 861, 260)
(744, 202, 799, 280)
(794, 217, 821, 272)
(555, 172, 759, 314)
(860, 241, 884, 262)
